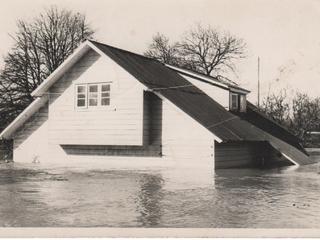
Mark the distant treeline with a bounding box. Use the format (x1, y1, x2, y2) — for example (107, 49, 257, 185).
(259, 89, 320, 147)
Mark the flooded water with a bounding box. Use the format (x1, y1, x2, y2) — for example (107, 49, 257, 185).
(0, 160, 320, 228)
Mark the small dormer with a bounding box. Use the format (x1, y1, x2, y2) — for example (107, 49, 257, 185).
(163, 64, 250, 112)
(229, 92, 247, 112)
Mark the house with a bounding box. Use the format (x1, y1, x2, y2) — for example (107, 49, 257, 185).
(0, 40, 315, 178)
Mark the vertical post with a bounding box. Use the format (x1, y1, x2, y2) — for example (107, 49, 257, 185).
(257, 57, 260, 107)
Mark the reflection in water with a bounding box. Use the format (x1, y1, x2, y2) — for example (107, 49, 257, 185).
(0, 166, 55, 226)
(213, 166, 320, 228)
(0, 161, 320, 227)
(135, 174, 164, 227)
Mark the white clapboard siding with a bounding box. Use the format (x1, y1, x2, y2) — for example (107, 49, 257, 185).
(214, 141, 293, 169)
(13, 104, 49, 163)
(11, 45, 216, 181)
(181, 74, 230, 110)
(215, 142, 259, 168)
(161, 97, 215, 171)
(48, 49, 144, 146)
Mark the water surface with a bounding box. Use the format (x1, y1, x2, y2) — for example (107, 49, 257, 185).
(0, 160, 320, 228)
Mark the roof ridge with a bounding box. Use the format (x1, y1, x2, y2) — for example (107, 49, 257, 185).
(90, 40, 248, 92)
(89, 40, 159, 62)
(166, 64, 250, 92)
(166, 64, 221, 82)
(216, 75, 239, 86)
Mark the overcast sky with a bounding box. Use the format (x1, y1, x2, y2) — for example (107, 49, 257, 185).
(0, 0, 319, 102)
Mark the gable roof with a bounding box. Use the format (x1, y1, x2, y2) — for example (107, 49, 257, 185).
(0, 96, 48, 139)
(0, 40, 313, 166)
(89, 41, 313, 165)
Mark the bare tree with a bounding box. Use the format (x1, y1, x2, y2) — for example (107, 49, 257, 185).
(259, 89, 320, 146)
(145, 24, 246, 76)
(260, 89, 290, 127)
(291, 93, 320, 141)
(178, 25, 246, 75)
(0, 6, 94, 131)
(144, 33, 180, 66)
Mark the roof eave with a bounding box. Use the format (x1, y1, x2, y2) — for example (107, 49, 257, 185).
(229, 86, 251, 94)
(165, 64, 250, 94)
(0, 96, 48, 140)
(165, 64, 228, 88)
(31, 41, 92, 97)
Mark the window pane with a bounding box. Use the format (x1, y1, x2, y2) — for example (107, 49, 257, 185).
(77, 99, 85, 107)
(77, 86, 86, 93)
(77, 93, 86, 99)
(232, 101, 237, 108)
(231, 94, 238, 109)
(88, 85, 98, 107)
(240, 95, 246, 112)
(101, 92, 110, 98)
(89, 93, 98, 98)
(231, 96, 235, 105)
(89, 99, 98, 106)
(101, 98, 110, 106)
(101, 84, 110, 92)
(240, 95, 244, 104)
(89, 85, 98, 92)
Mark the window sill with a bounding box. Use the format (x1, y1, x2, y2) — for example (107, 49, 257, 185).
(75, 105, 117, 112)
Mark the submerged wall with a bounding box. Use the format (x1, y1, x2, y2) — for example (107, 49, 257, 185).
(215, 141, 294, 169)
(215, 141, 263, 169)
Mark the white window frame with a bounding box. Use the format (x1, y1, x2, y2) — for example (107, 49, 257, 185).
(230, 93, 239, 111)
(76, 84, 87, 109)
(88, 84, 99, 107)
(75, 82, 112, 110)
(100, 83, 111, 107)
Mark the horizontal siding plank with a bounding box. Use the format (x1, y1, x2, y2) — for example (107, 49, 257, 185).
(48, 49, 144, 146)
(215, 142, 269, 169)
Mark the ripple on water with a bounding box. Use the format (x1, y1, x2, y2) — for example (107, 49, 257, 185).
(0, 162, 319, 227)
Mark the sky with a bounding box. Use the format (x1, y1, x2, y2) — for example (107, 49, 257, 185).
(0, 0, 319, 103)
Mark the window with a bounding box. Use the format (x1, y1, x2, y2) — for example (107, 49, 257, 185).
(88, 85, 98, 106)
(240, 95, 247, 112)
(75, 83, 111, 109)
(76, 85, 87, 108)
(229, 92, 247, 112)
(101, 84, 110, 106)
(230, 93, 238, 110)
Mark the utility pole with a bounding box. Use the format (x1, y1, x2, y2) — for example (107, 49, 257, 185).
(257, 57, 260, 107)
